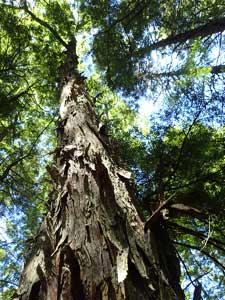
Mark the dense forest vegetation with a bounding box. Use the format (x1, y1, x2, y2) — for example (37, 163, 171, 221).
(0, 0, 225, 299)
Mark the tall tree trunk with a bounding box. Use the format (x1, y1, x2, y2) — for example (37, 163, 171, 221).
(14, 43, 184, 300)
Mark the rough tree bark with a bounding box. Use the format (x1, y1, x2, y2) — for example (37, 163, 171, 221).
(14, 41, 185, 300)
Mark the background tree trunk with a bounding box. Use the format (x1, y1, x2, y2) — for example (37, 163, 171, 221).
(14, 48, 185, 300)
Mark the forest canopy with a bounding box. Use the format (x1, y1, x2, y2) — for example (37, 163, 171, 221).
(0, 1, 225, 299)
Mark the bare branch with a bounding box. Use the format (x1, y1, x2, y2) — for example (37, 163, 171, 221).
(140, 17, 225, 54)
(174, 240, 225, 274)
(169, 222, 225, 252)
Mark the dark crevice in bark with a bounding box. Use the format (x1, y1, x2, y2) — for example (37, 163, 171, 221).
(35, 265, 48, 300)
(93, 155, 129, 248)
(84, 174, 91, 195)
(29, 281, 41, 300)
(103, 235, 117, 266)
(64, 160, 71, 176)
(151, 222, 184, 300)
(135, 242, 156, 276)
(107, 279, 117, 300)
(60, 246, 85, 300)
(93, 156, 117, 214)
(125, 259, 157, 300)
(85, 225, 91, 243)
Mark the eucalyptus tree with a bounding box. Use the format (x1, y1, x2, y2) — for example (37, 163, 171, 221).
(0, 0, 224, 300)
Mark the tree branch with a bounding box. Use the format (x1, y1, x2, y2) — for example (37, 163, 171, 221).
(169, 222, 225, 253)
(0, 279, 18, 287)
(0, 1, 69, 48)
(140, 17, 225, 54)
(140, 64, 225, 79)
(175, 246, 196, 288)
(164, 106, 206, 190)
(174, 240, 225, 274)
(21, 1, 68, 48)
(0, 115, 56, 181)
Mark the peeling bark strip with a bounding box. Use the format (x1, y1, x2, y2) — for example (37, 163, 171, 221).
(15, 63, 184, 299)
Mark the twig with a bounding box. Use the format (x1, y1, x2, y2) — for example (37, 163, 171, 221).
(173, 240, 225, 274)
(0, 115, 57, 181)
(184, 272, 209, 290)
(200, 216, 214, 251)
(169, 222, 225, 251)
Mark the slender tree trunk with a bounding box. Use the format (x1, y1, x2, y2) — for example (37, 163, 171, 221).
(14, 43, 184, 300)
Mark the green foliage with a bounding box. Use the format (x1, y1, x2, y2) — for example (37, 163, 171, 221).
(0, 249, 6, 260)
(80, 0, 225, 96)
(0, 288, 16, 300)
(0, 1, 59, 293)
(136, 120, 225, 299)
